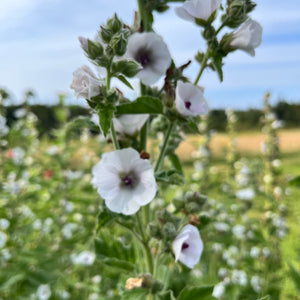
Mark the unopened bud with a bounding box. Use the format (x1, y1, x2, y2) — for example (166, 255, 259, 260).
(107, 13, 123, 33)
(100, 25, 113, 43)
(162, 222, 177, 241)
(111, 33, 128, 56)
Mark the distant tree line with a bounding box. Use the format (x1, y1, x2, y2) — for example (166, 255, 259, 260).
(3, 101, 300, 136)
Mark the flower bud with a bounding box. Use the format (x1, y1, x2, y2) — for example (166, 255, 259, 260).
(147, 222, 162, 239)
(111, 33, 128, 56)
(224, 0, 248, 28)
(107, 13, 123, 33)
(162, 222, 177, 241)
(100, 25, 113, 43)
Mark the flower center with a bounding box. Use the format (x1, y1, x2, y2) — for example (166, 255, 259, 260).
(185, 101, 191, 110)
(135, 49, 151, 67)
(120, 172, 138, 189)
(182, 242, 189, 250)
(122, 175, 133, 186)
(139, 53, 150, 66)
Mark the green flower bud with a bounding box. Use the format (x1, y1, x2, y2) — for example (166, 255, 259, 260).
(172, 197, 185, 210)
(87, 40, 104, 60)
(112, 59, 142, 77)
(199, 212, 210, 229)
(202, 25, 216, 41)
(225, 0, 248, 28)
(186, 202, 201, 214)
(147, 222, 162, 239)
(111, 33, 128, 56)
(162, 222, 177, 241)
(100, 25, 113, 43)
(107, 13, 123, 33)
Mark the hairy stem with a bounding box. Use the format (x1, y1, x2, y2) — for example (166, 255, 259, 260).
(194, 52, 209, 85)
(155, 120, 176, 172)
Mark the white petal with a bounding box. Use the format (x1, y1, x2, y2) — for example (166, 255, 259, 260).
(175, 6, 195, 22)
(113, 114, 148, 136)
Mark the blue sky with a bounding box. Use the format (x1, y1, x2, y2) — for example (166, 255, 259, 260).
(0, 0, 300, 109)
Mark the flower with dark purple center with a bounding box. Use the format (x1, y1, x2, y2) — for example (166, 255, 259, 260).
(172, 224, 203, 269)
(125, 32, 171, 85)
(91, 148, 157, 215)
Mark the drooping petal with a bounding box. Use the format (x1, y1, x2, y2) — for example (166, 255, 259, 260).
(113, 114, 148, 136)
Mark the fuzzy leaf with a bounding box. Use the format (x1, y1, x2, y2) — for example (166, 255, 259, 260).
(289, 175, 300, 187)
(116, 97, 163, 114)
(155, 170, 185, 185)
(289, 263, 300, 291)
(177, 286, 214, 300)
(116, 75, 134, 90)
(211, 56, 224, 82)
(168, 153, 184, 175)
(122, 288, 148, 300)
(97, 103, 115, 137)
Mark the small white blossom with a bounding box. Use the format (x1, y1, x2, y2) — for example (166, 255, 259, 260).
(172, 224, 203, 269)
(175, 81, 209, 117)
(36, 284, 51, 300)
(0, 231, 7, 248)
(70, 65, 102, 100)
(232, 224, 246, 239)
(232, 270, 247, 286)
(236, 188, 255, 201)
(113, 114, 148, 136)
(62, 223, 78, 239)
(14, 108, 27, 119)
(71, 250, 95, 266)
(0, 219, 10, 230)
(125, 32, 171, 85)
(212, 282, 225, 299)
(230, 19, 263, 56)
(0, 115, 9, 136)
(251, 275, 262, 293)
(176, 0, 222, 22)
(250, 246, 260, 258)
(214, 222, 230, 232)
(11, 147, 25, 165)
(92, 148, 157, 215)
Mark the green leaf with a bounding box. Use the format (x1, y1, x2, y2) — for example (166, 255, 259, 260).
(97, 103, 115, 137)
(177, 286, 214, 300)
(257, 296, 271, 300)
(155, 170, 185, 185)
(112, 60, 141, 77)
(0, 274, 26, 291)
(158, 290, 176, 300)
(211, 56, 224, 82)
(96, 209, 117, 232)
(289, 263, 300, 291)
(168, 153, 184, 175)
(116, 75, 134, 90)
(122, 288, 148, 300)
(289, 175, 300, 187)
(116, 96, 163, 114)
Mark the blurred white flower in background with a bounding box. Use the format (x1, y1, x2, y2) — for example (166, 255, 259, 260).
(212, 281, 226, 299)
(236, 188, 255, 201)
(36, 284, 51, 300)
(0, 115, 9, 136)
(0, 232, 7, 248)
(71, 250, 95, 266)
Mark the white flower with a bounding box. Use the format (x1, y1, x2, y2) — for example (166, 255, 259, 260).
(0, 115, 9, 136)
(172, 224, 203, 269)
(92, 148, 157, 215)
(125, 32, 171, 85)
(232, 224, 246, 239)
(113, 114, 148, 136)
(236, 188, 255, 201)
(0, 231, 7, 248)
(175, 81, 209, 116)
(70, 65, 102, 100)
(14, 108, 27, 119)
(214, 222, 230, 232)
(230, 19, 263, 56)
(212, 282, 225, 299)
(232, 269, 247, 286)
(176, 0, 222, 22)
(71, 250, 95, 266)
(250, 246, 260, 258)
(251, 275, 262, 293)
(36, 284, 51, 300)
(11, 147, 25, 165)
(0, 219, 10, 230)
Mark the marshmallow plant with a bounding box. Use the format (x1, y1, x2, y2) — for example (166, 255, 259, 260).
(70, 0, 262, 298)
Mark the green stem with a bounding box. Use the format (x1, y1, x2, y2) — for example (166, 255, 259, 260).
(110, 121, 120, 150)
(154, 120, 176, 172)
(216, 22, 226, 35)
(136, 212, 153, 274)
(140, 120, 148, 151)
(194, 52, 209, 85)
(137, 0, 149, 31)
